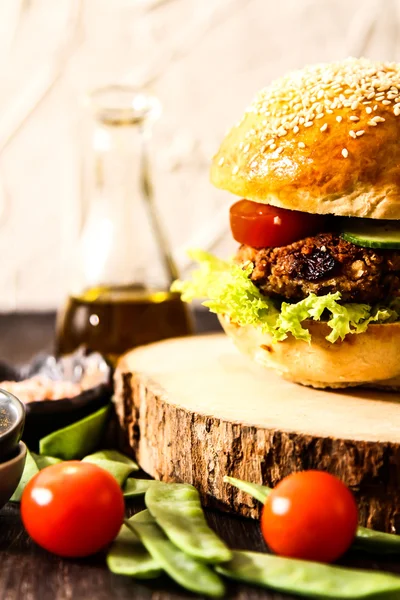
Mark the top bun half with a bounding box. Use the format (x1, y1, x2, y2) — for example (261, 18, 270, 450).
(211, 58, 400, 220)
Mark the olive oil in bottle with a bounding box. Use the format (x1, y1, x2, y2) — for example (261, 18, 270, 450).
(56, 285, 192, 363)
(56, 87, 193, 361)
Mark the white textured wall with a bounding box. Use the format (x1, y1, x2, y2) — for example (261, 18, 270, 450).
(0, 0, 399, 310)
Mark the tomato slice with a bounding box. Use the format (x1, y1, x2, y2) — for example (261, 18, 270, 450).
(260, 471, 358, 563)
(230, 200, 326, 248)
(21, 461, 125, 558)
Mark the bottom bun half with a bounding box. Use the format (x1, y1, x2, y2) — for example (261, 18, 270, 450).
(219, 315, 400, 390)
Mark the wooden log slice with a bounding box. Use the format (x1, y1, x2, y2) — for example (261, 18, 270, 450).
(114, 334, 400, 532)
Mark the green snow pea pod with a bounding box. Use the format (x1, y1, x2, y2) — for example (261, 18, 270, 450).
(354, 527, 400, 555)
(83, 450, 138, 486)
(224, 476, 400, 555)
(216, 550, 400, 599)
(145, 481, 232, 564)
(10, 448, 39, 502)
(39, 405, 110, 460)
(126, 510, 225, 598)
(31, 453, 62, 470)
(124, 479, 152, 498)
(10, 451, 63, 501)
(107, 516, 162, 579)
(223, 476, 270, 504)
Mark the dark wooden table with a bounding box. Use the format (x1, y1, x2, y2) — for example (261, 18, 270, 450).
(1, 311, 400, 600)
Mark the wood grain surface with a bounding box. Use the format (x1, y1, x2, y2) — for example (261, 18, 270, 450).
(114, 334, 400, 532)
(1, 312, 400, 600)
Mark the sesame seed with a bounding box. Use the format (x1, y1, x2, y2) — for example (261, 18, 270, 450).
(374, 116, 385, 122)
(342, 148, 349, 158)
(320, 123, 328, 132)
(218, 157, 225, 166)
(298, 142, 306, 149)
(250, 160, 258, 168)
(232, 165, 239, 175)
(356, 130, 365, 136)
(349, 130, 357, 138)
(276, 147, 283, 155)
(245, 59, 400, 152)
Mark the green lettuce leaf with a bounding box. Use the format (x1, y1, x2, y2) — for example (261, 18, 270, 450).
(171, 251, 399, 344)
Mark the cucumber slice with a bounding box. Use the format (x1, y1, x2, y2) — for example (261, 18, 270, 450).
(341, 220, 400, 249)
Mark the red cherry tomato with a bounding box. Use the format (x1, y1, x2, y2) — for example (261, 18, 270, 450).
(21, 461, 125, 558)
(230, 200, 326, 248)
(261, 471, 358, 563)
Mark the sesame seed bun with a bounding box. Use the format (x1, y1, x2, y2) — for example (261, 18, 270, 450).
(211, 58, 400, 220)
(219, 315, 400, 389)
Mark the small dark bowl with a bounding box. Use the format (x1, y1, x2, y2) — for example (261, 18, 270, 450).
(24, 384, 111, 449)
(0, 390, 25, 462)
(0, 350, 112, 451)
(0, 442, 27, 510)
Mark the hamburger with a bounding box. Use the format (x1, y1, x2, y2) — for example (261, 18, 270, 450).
(173, 57, 400, 389)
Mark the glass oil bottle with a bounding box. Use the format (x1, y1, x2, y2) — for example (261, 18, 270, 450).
(56, 86, 193, 362)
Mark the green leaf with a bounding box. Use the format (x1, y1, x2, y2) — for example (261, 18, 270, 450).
(83, 450, 139, 486)
(172, 251, 400, 343)
(39, 405, 110, 460)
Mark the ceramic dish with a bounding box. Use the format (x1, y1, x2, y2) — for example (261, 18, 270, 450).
(0, 390, 25, 461)
(0, 442, 27, 510)
(0, 350, 112, 450)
